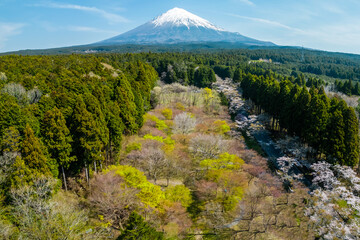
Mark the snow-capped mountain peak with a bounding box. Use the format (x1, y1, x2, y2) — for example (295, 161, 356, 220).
(99, 7, 275, 47)
(151, 7, 223, 31)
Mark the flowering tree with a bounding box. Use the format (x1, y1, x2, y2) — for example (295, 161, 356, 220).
(306, 162, 360, 239)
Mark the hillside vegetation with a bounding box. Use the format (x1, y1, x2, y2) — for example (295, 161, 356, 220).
(0, 52, 359, 239)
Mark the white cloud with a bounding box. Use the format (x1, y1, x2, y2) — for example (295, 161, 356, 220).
(235, 0, 255, 6)
(228, 13, 304, 33)
(37, 3, 128, 24)
(68, 26, 118, 35)
(0, 22, 25, 48)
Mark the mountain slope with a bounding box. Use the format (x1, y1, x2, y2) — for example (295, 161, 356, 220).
(98, 8, 275, 46)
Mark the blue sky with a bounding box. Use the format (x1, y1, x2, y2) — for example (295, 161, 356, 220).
(1, 0, 360, 53)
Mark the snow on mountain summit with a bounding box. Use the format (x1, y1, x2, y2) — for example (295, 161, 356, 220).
(151, 7, 223, 31)
(99, 7, 275, 47)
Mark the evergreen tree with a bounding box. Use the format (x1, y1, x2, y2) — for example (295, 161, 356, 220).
(305, 93, 329, 153)
(325, 99, 346, 164)
(106, 102, 124, 160)
(21, 124, 51, 176)
(117, 212, 164, 240)
(114, 74, 138, 133)
(42, 107, 73, 190)
(294, 87, 311, 138)
(233, 68, 242, 83)
(354, 82, 360, 95)
(71, 95, 103, 182)
(342, 104, 359, 166)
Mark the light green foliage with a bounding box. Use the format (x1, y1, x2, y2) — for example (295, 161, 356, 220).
(200, 153, 246, 212)
(223, 186, 244, 211)
(144, 134, 174, 145)
(161, 108, 173, 120)
(105, 165, 165, 208)
(163, 136, 175, 146)
(165, 185, 193, 208)
(143, 134, 165, 143)
(200, 152, 244, 170)
(144, 114, 168, 131)
(125, 142, 142, 153)
(143, 134, 175, 152)
(213, 120, 230, 135)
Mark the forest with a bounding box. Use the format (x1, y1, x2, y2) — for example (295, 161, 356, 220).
(0, 51, 359, 239)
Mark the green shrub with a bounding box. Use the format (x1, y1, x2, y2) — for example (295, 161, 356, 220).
(144, 114, 168, 131)
(165, 185, 193, 208)
(161, 108, 173, 120)
(125, 142, 142, 153)
(213, 120, 231, 135)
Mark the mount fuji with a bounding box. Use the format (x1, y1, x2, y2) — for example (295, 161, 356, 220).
(98, 8, 275, 47)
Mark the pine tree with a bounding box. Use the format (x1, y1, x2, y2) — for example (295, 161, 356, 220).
(42, 107, 73, 190)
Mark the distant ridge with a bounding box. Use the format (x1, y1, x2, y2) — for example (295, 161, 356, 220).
(97, 7, 275, 47)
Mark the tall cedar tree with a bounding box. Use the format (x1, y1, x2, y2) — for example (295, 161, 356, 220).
(326, 98, 346, 164)
(21, 124, 51, 176)
(342, 104, 360, 167)
(42, 107, 72, 190)
(114, 74, 138, 133)
(71, 95, 104, 181)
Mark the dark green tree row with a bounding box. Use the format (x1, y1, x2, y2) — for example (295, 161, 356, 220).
(334, 79, 360, 96)
(241, 73, 359, 167)
(104, 53, 217, 88)
(0, 54, 158, 194)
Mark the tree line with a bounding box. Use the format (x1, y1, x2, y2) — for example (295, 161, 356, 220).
(241, 73, 359, 167)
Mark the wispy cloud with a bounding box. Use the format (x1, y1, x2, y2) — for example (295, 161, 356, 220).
(36, 2, 128, 24)
(234, 0, 255, 6)
(228, 13, 304, 33)
(0, 22, 25, 48)
(68, 26, 118, 35)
